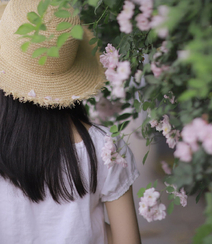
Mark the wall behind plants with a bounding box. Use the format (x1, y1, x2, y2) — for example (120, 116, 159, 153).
(16, 0, 212, 243)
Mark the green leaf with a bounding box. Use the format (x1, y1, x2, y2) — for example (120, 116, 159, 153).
(167, 202, 174, 215)
(193, 224, 212, 244)
(32, 47, 48, 58)
(47, 47, 59, 57)
(146, 182, 152, 189)
(122, 103, 131, 110)
(31, 34, 46, 43)
(40, 24, 47, 31)
(56, 22, 72, 31)
(92, 46, 98, 56)
(21, 42, 30, 52)
(188, 78, 205, 88)
(153, 180, 158, 188)
(203, 235, 212, 244)
(134, 99, 141, 112)
(118, 121, 130, 131)
(73, 9, 80, 17)
(89, 38, 98, 45)
(27, 12, 40, 25)
(143, 151, 149, 165)
(103, 0, 115, 8)
(54, 10, 71, 18)
(174, 196, 181, 205)
(37, 0, 50, 16)
(110, 125, 118, 133)
(196, 190, 204, 203)
(88, 0, 99, 7)
(117, 113, 132, 121)
(98, 39, 103, 47)
(111, 132, 120, 137)
(145, 75, 159, 85)
(15, 23, 35, 35)
(166, 186, 175, 193)
(57, 32, 71, 47)
(70, 25, 84, 40)
(137, 188, 145, 198)
(142, 101, 151, 111)
(168, 194, 175, 200)
(39, 56, 47, 65)
(178, 90, 197, 102)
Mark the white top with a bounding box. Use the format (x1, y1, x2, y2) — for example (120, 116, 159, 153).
(0, 126, 139, 244)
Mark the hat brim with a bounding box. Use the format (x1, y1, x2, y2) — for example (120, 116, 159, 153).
(0, 3, 105, 107)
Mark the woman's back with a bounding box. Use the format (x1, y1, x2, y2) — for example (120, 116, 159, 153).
(0, 125, 139, 244)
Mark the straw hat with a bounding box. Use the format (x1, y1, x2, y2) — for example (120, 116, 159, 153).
(0, 0, 106, 107)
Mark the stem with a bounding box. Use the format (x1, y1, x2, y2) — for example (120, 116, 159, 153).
(83, 6, 109, 26)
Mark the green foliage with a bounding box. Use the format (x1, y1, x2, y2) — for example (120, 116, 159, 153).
(143, 151, 149, 165)
(56, 22, 72, 31)
(70, 25, 84, 40)
(137, 188, 146, 198)
(15, 23, 35, 35)
(167, 202, 174, 215)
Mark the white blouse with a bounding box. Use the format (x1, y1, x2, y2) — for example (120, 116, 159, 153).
(0, 125, 139, 244)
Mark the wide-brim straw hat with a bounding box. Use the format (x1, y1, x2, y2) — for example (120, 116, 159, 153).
(0, 0, 106, 107)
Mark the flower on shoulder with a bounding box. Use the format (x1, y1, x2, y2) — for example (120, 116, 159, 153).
(101, 135, 128, 168)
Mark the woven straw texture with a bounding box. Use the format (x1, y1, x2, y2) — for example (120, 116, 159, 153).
(0, 0, 106, 107)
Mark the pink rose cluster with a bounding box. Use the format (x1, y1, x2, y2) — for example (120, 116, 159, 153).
(174, 118, 212, 162)
(100, 44, 131, 99)
(117, 1, 169, 39)
(117, 1, 135, 34)
(149, 114, 180, 149)
(101, 135, 128, 168)
(165, 183, 187, 207)
(139, 187, 166, 222)
(151, 44, 170, 78)
(150, 5, 169, 38)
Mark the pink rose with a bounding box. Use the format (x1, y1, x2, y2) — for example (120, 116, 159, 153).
(139, 0, 153, 18)
(116, 61, 131, 80)
(174, 142, 192, 162)
(175, 188, 187, 207)
(166, 130, 180, 149)
(162, 115, 171, 136)
(202, 126, 212, 154)
(105, 68, 118, 83)
(161, 161, 171, 175)
(135, 14, 150, 31)
(151, 62, 162, 78)
(122, 1, 135, 19)
(117, 15, 133, 34)
(105, 43, 117, 53)
(152, 203, 166, 221)
(181, 123, 197, 145)
(114, 153, 128, 168)
(150, 119, 158, 128)
(111, 85, 125, 98)
(141, 188, 160, 207)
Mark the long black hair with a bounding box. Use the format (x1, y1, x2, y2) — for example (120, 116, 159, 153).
(0, 90, 97, 203)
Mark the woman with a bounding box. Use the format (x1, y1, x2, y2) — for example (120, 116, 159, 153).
(0, 0, 141, 243)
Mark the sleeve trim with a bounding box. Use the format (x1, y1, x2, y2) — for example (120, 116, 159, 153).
(101, 170, 140, 202)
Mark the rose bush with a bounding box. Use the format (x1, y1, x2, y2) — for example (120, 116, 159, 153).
(17, 0, 212, 242)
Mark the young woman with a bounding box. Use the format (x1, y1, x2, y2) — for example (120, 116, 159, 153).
(0, 0, 141, 243)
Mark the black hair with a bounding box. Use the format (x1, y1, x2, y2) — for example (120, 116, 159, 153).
(0, 90, 97, 203)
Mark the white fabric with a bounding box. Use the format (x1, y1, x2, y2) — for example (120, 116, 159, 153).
(0, 126, 139, 244)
